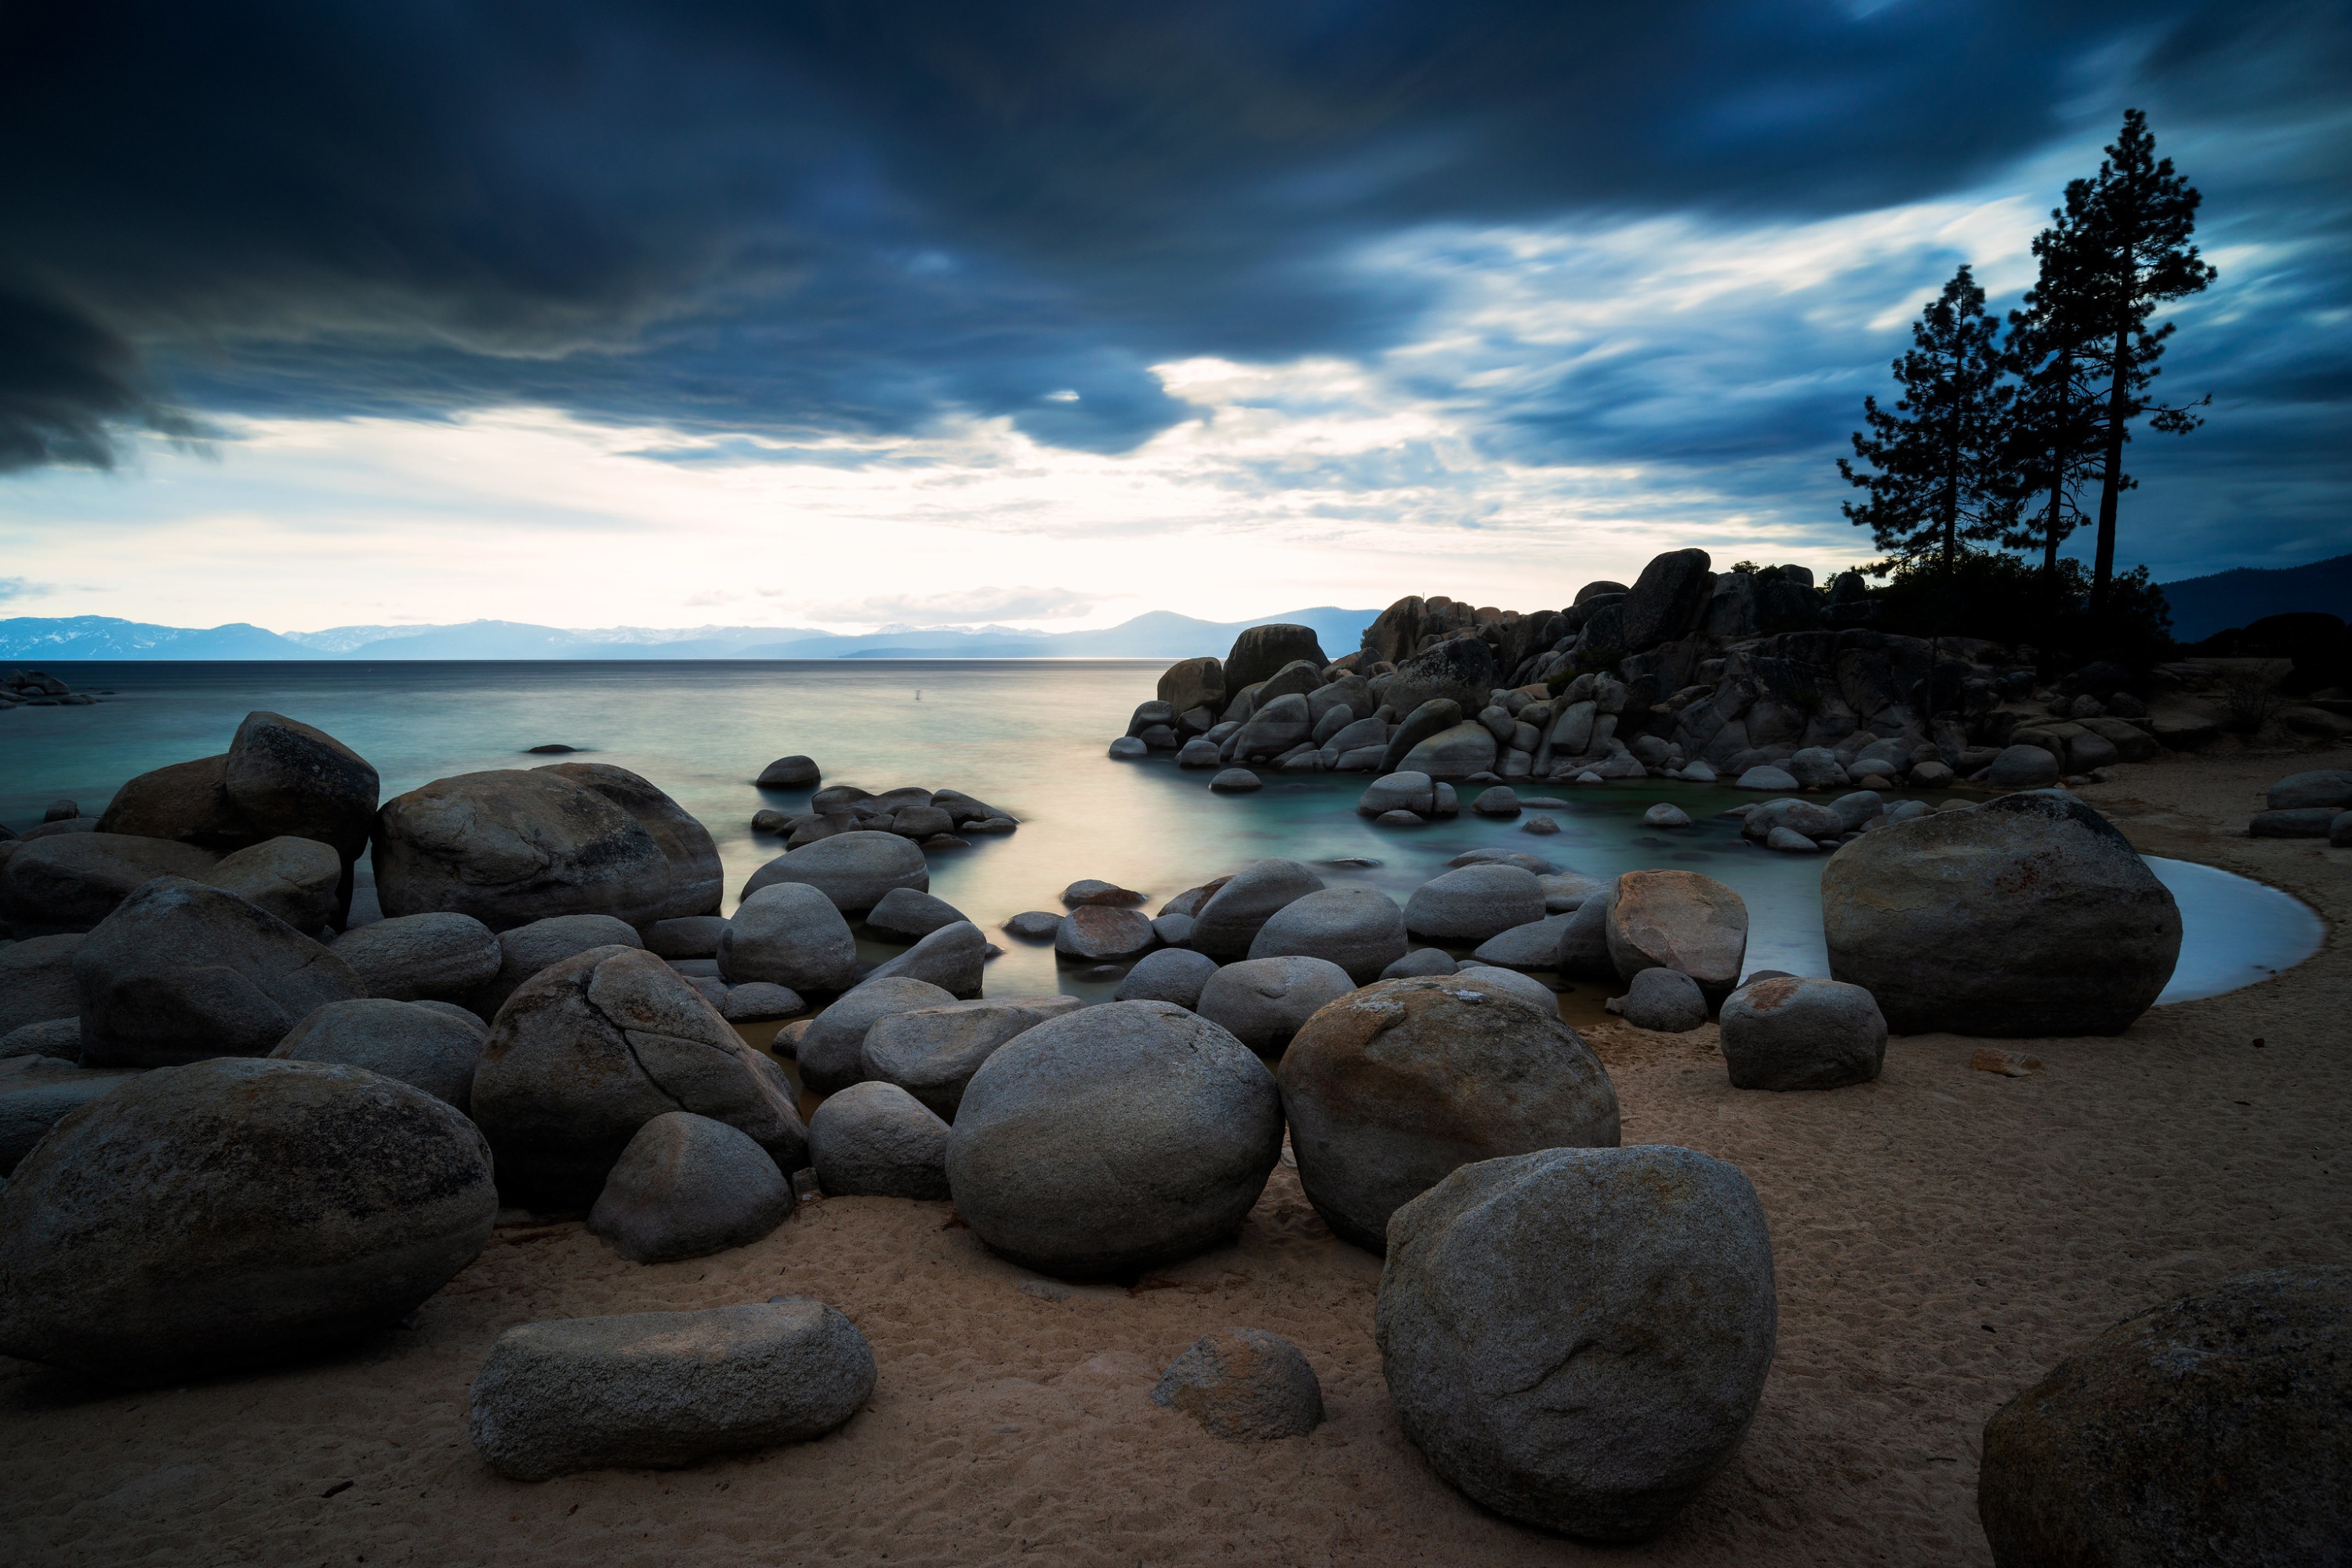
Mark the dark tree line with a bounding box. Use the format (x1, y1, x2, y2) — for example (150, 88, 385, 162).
(1842, 111, 2214, 615)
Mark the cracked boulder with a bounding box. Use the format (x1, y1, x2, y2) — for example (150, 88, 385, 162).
(470, 946, 808, 1207)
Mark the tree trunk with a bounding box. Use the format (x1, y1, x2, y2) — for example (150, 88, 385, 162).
(2092, 325, 2129, 615)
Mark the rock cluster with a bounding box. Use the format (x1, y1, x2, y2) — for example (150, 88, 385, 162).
(753, 782, 1016, 848)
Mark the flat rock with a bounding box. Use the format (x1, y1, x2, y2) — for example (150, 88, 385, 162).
(1195, 956, 1356, 1055)
(1114, 949, 1221, 1010)
(742, 830, 927, 916)
(270, 996, 488, 1108)
(1604, 870, 1748, 1006)
(1152, 1327, 1324, 1440)
(715, 982, 803, 1022)
(1399, 720, 1500, 780)
(1403, 863, 1546, 944)
(1377, 1145, 1776, 1541)
(1246, 887, 1407, 982)
(466, 1299, 875, 1480)
(1718, 976, 1886, 1090)
(797, 976, 958, 1095)
(330, 913, 501, 1001)
(860, 996, 1082, 1120)
(2251, 807, 2337, 839)
(588, 1111, 793, 1263)
(1276, 975, 1619, 1252)
(1189, 859, 1324, 961)
(809, 1080, 952, 1199)
(1002, 910, 1063, 940)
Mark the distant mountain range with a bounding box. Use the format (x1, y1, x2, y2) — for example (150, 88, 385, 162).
(0, 606, 1380, 662)
(2157, 553, 2352, 642)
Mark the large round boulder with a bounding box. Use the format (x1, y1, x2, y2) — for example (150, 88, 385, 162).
(1112, 948, 1221, 1009)
(1195, 956, 1355, 1055)
(1403, 864, 1546, 944)
(796, 975, 957, 1094)
(74, 876, 365, 1069)
(586, 1111, 793, 1264)
(0, 832, 218, 932)
(1603, 870, 1748, 1006)
(741, 829, 928, 916)
(270, 997, 489, 1108)
(537, 762, 723, 916)
(373, 767, 717, 931)
(470, 946, 807, 1207)
(1189, 859, 1325, 960)
(946, 1001, 1283, 1277)
(93, 752, 251, 850)
(1277, 975, 1620, 1252)
(1399, 721, 1499, 780)
(1223, 623, 1326, 691)
(328, 912, 501, 1001)
(720, 880, 858, 992)
(0, 1057, 496, 1383)
(1376, 1145, 1777, 1541)
(1247, 887, 1408, 982)
(1820, 790, 2181, 1036)
(1980, 1265, 2351, 1567)
(221, 710, 382, 875)
(1717, 977, 1886, 1091)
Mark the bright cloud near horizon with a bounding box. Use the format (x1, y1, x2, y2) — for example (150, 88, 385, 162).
(2, 3, 2347, 636)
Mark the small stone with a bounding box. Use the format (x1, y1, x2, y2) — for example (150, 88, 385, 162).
(269, 997, 488, 1109)
(1764, 825, 1819, 853)
(641, 915, 730, 960)
(587, 1111, 793, 1263)
(1471, 786, 1520, 817)
(1114, 949, 1221, 1009)
(1619, 967, 1707, 1032)
(720, 882, 858, 993)
(1374, 809, 1423, 826)
(1733, 765, 1799, 792)
(1062, 879, 1146, 907)
(1152, 1327, 1325, 1440)
(1521, 814, 1560, 834)
(756, 755, 820, 788)
(808, 1081, 951, 1199)
(1209, 768, 1261, 792)
(1003, 911, 1063, 940)
(860, 920, 986, 998)
(1109, 736, 1149, 758)
(1969, 1047, 2042, 1077)
(1642, 802, 1692, 828)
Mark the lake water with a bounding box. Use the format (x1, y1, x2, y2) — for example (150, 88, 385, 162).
(1, 661, 2321, 1020)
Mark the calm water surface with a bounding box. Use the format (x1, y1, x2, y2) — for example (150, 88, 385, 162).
(1, 661, 2320, 1014)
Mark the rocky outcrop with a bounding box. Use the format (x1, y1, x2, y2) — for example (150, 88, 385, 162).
(1225, 624, 1327, 691)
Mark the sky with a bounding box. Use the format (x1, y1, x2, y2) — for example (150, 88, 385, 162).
(2, 1, 2347, 635)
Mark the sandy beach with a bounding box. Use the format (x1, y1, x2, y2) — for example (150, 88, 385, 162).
(3, 741, 2346, 1568)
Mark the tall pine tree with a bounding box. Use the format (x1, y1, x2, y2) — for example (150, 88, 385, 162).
(1840, 264, 2016, 572)
(2052, 110, 2216, 612)
(2001, 216, 2104, 591)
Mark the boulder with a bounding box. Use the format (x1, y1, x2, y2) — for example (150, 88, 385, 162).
(1224, 624, 1327, 691)
(475, 913, 644, 1017)
(1157, 656, 1226, 717)
(1054, 906, 1156, 963)
(863, 887, 969, 942)
(329, 912, 500, 1001)
(1642, 803, 1692, 829)
(1618, 548, 1715, 652)
(1381, 949, 1457, 980)
(1980, 1265, 2352, 1567)
(643, 914, 729, 959)
(1356, 771, 1436, 817)
(1189, 859, 1325, 960)
(202, 836, 343, 932)
(1555, 887, 1619, 980)
(270, 997, 488, 1109)
(1195, 956, 1356, 1055)
(1820, 790, 2181, 1036)
(858, 995, 1081, 1120)
(94, 753, 251, 850)
(757, 755, 820, 788)
(1538, 871, 1606, 913)
(1399, 721, 1500, 780)
(2251, 808, 2338, 839)
(1374, 809, 1423, 826)
(1231, 692, 1312, 760)
(1152, 1327, 1325, 1440)
(1454, 848, 1558, 873)
(1113, 948, 1222, 1009)
(945, 1001, 1283, 1277)
(0, 1016, 80, 1060)
(374, 768, 714, 931)
(1154, 911, 1196, 946)
(1376, 1145, 1776, 1541)
(74, 877, 365, 1069)
(1246, 887, 1407, 982)
(862, 920, 986, 998)
(1621, 967, 1707, 1032)
(470, 946, 807, 1207)
(1471, 913, 1577, 971)
(1176, 738, 1223, 768)
(1785, 747, 1848, 790)
(0, 1062, 138, 1173)
(808, 1081, 952, 1199)
(1002, 911, 1063, 941)
(1385, 640, 1499, 718)
(741, 829, 927, 916)
(1987, 744, 2062, 789)
(466, 1299, 875, 1481)
(1717, 977, 1886, 1091)
(1741, 798, 1840, 843)
(1108, 735, 1150, 759)
(0, 933, 84, 1035)
(0, 832, 218, 931)
(1277, 975, 1620, 1252)
(1403, 864, 1546, 944)
(796, 976, 958, 1095)
(222, 710, 381, 891)
(0, 1057, 495, 1382)
(1209, 768, 1261, 792)
(1764, 826, 1818, 853)
(1733, 765, 1798, 793)
(1452, 964, 1560, 1012)
(1380, 700, 1465, 775)
(1604, 871, 1748, 1006)
(587, 1110, 793, 1263)
(2267, 768, 2352, 811)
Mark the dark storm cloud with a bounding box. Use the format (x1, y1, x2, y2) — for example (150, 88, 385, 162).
(2, 0, 2345, 576)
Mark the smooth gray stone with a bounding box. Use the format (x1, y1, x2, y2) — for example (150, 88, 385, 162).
(1785, 747, 1849, 790)
(1151, 912, 1196, 947)
(1224, 625, 1327, 691)
(2267, 768, 2352, 811)
(1152, 1327, 1325, 1440)
(1230, 691, 1312, 760)
(1002, 910, 1064, 940)
(2250, 808, 2338, 839)
(1378, 949, 1457, 980)
(946, 1001, 1282, 1277)
(270, 996, 488, 1109)
(797, 976, 957, 1095)
(1196, 956, 1356, 1055)
(1189, 859, 1325, 960)
(1247, 887, 1407, 982)
(715, 981, 803, 1022)
(470, 946, 807, 1207)
(0, 934, 84, 1036)
(861, 920, 986, 998)
(1718, 977, 1886, 1090)
(720, 882, 857, 993)
(1209, 768, 1261, 792)
(202, 836, 343, 932)
(1176, 737, 1224, 768)
(1114, 949, 1221, 1010)
(742, 830, 928, 916)
(864, 887, 970, 942)
(1621, 967, 1707, 1032)
(1824, 790, 1885, 833)
(1278, 975, 1618, 1253)
(1604, 871, 1748, 1005)
(643, 915, 730, 959)
(0, 1057, 495, 1382)
(1325, 717, 1387, 756)
(588, 1111, 792, 1263)
(808, 1081, 951, 1199)
(1821, 790, 2180, 1036)
(1377, 1145, 1776, 1541)
(1641, 803, 1692, 829)
(1399, 720, 1499, 780)
(466, 1299, 875, 1480)
(1403, 864, 1546, 943)
(0, 833, 219, 931)
(1741, 797, 1839, 842)
(1472, 786, 1521, 817)
(757, 755, 820, 788)
(476, 913, 644, 1017)
(1471, 913, 1577, 971)
(1379, 701, 1464, 775)
(1356, 771, 1435, 817)
(1537, 872, 1606, 913)
(0, 1016, 80, 1061)
(1108, 735, 1149, 758)
(0, 1064, 139, 1174)
(1555, 885, 1620, 980)
(331, 912, 501, 1002)
(1053, 906, 1156, 962)
(1450, 848, 1557, 873)
(74, 877, 364, 1069)
(1451, 964, 1560, 1012)
(1733, 765, 1799, 792)
(1987, 744, 2062, 789)
(1765, 826, 1818, 852)
(859, 996, 1081, 1120)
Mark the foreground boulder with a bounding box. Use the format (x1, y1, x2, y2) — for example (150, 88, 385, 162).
(720, 881, 858, 993)
(946, 1001, 1282, 1276)
(0, 1057, 495, 1382)
(1188, 859, 1324, 960)
(1979, 1265, 2352, 1567)
(1278, 975, 1620, 1252)
(1246, 887, 1407, 982)
(1195, 956, 1355, 1055)
(374, 766, 719, 930)
(742, 829, 928, 916)
(0, 832, 218, 932)
(1604, 870, 1748, 1006)
(270, 997, 488, 1109)
(1377, 1145, 1777, 1541)
(75, 877, 364, 1069)
(467, 1299, 875, 1480)
(858, 995, 1080, 1120)
(1821, 790, 2180, 1036)
(587, 1112, 793, 1264)
(1717, 977, 1886, 1091)
(328, 911, 500, 1001)
(470, 946, 806, 1207)
(808, 1081, 952, 1199)
(1152, 1327, 1325, 1440)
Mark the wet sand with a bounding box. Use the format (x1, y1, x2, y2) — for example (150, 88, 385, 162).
(4, 743, 2347, 1567)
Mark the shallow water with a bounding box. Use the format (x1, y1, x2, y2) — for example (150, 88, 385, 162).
(0, 660, 2320, 1009)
